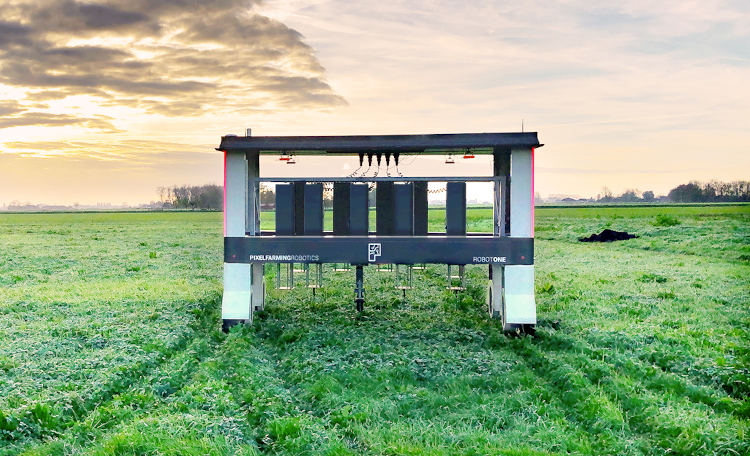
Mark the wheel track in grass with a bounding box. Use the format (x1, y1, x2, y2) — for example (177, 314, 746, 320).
(1, 294, 222, 454)
(502, 336, 645, 455)
(212, 325, 359, 455)
(537, 237, 750, 407)
(260, 265, 670, 454)
(510, 328, 749, 456)
(19, 320, 282, 455)
(252, 294, 598, 455)
(578, 328, 750, 416)
(506, 335, 672, 456)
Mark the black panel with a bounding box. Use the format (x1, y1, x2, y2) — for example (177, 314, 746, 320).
(376, 182, 394, 235)
(413, 181, 428, 236)
(393, 183, 413, 235)
(225, 236, 534, 266)
(333, 182, 350, 235)
(349, 184, 369, 235)
(493, 147, 511, 234)
(275, 183, 295, 235)
(304, 183, 324, 235)
(293, 181, 305, 235)
(446, 182, 466, 235)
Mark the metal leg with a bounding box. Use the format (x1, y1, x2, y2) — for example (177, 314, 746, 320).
(488, 263, 503, 319)
(252, 262, 265, 311)
(276, 263, 294, 290)
(306, 263, 323, 296)
(395, 264, 413, 297)
(355, 265, 365, 312)
(447, 264, 466, 292)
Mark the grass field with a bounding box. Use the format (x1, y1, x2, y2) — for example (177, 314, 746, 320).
(0, 205, 748, 455)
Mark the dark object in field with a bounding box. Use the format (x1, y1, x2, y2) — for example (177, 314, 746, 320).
(579, 229, 638, 242)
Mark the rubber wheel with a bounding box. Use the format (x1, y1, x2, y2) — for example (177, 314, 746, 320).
(504, 323, 536, 337)
(221, 319, 245, 333)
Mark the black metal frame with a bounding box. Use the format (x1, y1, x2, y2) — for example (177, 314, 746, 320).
(225, 236, 533, 266)
(219, 132, 541, 153)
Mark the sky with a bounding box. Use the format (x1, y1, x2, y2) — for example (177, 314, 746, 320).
(1, 0, 748, 205)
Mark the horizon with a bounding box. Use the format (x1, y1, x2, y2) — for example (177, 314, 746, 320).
(1, 1, 749, 205)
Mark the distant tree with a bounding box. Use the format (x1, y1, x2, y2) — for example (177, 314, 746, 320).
(642, 190, 655, 202)
(159, 184, 223, 210)
(600, 187, 614, 203)
(618, 189, 640, 202)
(193, 185, 222, 210)
(260, 185, 275, 209)
(666, 180, 749, 202)
(668, 182, 703, 202)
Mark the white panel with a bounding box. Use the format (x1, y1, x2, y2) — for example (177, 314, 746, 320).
(510, 148, 533, 237)
(222, 263, 252, 320)
(225, 151, 247, 237)
(223, 152, 251, 321)
(504, 265, 536, 324)
(507, 148, 535, 325)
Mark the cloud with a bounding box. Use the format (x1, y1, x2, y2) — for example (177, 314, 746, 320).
(0, 0, 345, 122)
(0, 20, 33, 46)
(0, 113, 117, 131)
(0, 100, 118, 131)
(0, 100, 24, 116)
(3, 139, 213, 165)
(30, 0, 154, 33)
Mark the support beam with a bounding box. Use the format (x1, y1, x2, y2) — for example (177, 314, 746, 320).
(247, 151, 265, 312)
(222, 151, 252, 329)
(489, 148, 509, 321)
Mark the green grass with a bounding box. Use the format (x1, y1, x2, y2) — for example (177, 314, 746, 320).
(1, 204, 748, 455)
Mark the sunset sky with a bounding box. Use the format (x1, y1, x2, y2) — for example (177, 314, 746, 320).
(1, 0, 748, 205)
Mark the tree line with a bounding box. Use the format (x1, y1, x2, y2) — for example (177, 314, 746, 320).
(666, 180, 750, 203)
(594, 180, 749, 203)
(156, 179, 748, 210)
(158, 185, 223, 210)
